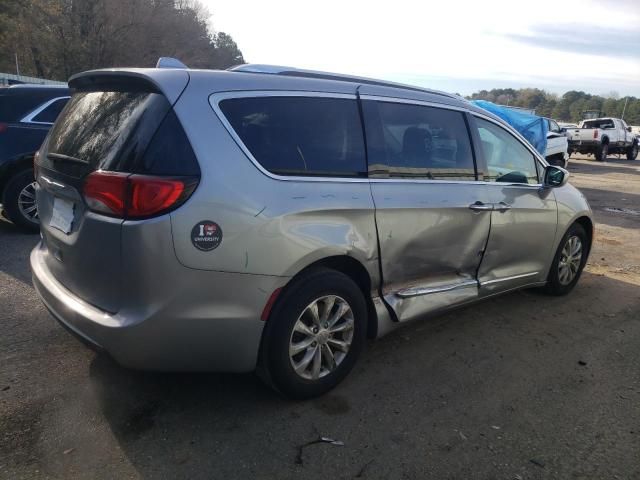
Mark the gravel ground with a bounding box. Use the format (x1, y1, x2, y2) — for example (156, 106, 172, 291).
(1, 154, 639, 479)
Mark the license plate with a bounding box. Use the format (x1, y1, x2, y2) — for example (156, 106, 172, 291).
(50, 197, 75, 234)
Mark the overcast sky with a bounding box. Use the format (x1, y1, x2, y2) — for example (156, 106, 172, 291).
(204, 0, 639, 97)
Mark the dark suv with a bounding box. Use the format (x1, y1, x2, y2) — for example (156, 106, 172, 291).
(0, 84, 70, 231)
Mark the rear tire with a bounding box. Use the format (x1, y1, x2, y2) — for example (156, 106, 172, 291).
(595, 143, 608, 161)
(260, 268, 367, 399)
(627, 142, 638, 160)
(2, 169, 39, 233)
(543, 223, 588, 296)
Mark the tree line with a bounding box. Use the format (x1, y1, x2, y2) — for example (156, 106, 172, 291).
(468, 88, 640, 125)
(0, 0, 244, 81)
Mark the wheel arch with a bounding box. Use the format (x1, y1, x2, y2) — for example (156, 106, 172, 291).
(0, 153, 35, 197)
(272, 255, 379, 339)
(574, 215, 594, 258)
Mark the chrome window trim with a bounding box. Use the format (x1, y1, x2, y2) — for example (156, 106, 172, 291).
(209, 90, 369, 183)
(358, 94, 469, 113)
(21, 96, 71, 125)
(209, 90, 548, 187)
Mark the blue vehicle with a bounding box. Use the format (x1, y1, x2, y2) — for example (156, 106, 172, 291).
(0, 84, 70, 231)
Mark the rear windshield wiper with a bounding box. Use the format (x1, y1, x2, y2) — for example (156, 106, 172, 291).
(47, 152, 87, 165)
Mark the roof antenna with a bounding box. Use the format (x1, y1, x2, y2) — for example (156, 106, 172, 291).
(156, 57, 188, 69)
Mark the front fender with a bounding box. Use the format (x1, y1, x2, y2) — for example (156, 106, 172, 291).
(549, 182, 594, 267)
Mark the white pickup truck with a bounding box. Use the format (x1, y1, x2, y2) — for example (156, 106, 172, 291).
(567, 117, 639, 161)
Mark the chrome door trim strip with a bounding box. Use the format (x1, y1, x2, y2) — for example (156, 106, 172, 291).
(396, 279, 478, 298)
(480, 271, 540, 286)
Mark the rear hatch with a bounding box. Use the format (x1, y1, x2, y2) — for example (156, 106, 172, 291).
(35, 72, 199, 312)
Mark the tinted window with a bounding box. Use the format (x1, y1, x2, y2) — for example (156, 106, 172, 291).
(475, 117, 538, 184)
(219, 96, 366, 177)
(0, 89, 67, 122)
(42, 91, 170, 177)
(139, 110, 200, 176)
(32, 98, 69, 123)
(363, 100, 475, 180)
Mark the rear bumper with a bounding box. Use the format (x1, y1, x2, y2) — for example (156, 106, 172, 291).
(568, 140, 599, 149)
(31, 241, 287, 372)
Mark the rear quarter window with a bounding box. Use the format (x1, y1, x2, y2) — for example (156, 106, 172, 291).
(218, 96, 367, 177)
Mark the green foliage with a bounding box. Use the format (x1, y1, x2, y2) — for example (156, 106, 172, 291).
(469, 88, 640, 125)
(0, 0, 245, 81)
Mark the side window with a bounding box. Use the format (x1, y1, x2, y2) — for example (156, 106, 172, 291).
(363, 100, 476, 180)
(31, 98, 69, 123)
(549, 120, 560, 133)
(475, 117, 539, 184)
(219, 96, 366, 177)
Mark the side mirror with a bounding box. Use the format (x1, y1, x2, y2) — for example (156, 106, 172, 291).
(544, 165, 569, 188)
(627, 126, 632, 132)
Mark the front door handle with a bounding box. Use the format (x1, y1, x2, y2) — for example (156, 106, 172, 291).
(494, 202, 512, 212)
(469, 201, 494, 211)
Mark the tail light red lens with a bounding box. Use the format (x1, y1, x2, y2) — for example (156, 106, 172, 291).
(83, 172, 128, 216)
(83, 171, 197, 219)
(129, 176, 185, 217)
(593, 129, 598, 139)
(0, 122, 8, 133)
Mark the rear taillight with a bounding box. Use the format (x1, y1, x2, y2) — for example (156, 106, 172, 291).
(83, 171, 128, 216)
(593, 130, 599, 139)
(83, 171, 197, 219)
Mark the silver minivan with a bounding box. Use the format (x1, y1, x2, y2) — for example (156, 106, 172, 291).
(31, 63, 593, 398)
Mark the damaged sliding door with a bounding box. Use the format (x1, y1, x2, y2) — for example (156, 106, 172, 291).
(360, 94, 490, 322)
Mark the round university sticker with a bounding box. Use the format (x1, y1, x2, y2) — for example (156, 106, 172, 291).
(191, 221, 223, 251)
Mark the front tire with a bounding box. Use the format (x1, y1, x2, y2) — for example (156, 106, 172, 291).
(2, 169, 39, 233)
(544, 223, 588, 296)
(627, 142, 638, 160)
(260, 268, 367, 399)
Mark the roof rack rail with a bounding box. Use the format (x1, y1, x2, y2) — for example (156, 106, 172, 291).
(156, 57, 188, 69)
(228, 64, 457, 99)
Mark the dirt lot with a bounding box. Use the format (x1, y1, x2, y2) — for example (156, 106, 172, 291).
(1, 154, 639, 479)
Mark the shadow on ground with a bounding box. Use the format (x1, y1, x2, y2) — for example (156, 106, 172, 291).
(73, 271, 640, 480)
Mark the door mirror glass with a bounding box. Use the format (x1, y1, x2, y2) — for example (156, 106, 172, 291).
(544, 165, 569, 187)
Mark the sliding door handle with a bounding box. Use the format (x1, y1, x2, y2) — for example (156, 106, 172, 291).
(494, 202, 512, 212)
(469, 201, 493, 211)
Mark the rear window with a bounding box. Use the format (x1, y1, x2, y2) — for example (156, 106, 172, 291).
(40, 90, 198, 177)
(582, 119, 614, 129)
(219, 96, 366, 177)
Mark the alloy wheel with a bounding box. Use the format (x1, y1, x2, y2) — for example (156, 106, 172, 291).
(289, 295, 354, 380)
(558, 235, 582, 285)
(17, 181, 38, 223)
